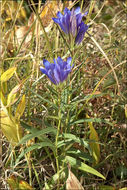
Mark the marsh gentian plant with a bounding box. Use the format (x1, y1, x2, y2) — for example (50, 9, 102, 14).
(40, 57, 73, 84)
(52, 7, 89, 45)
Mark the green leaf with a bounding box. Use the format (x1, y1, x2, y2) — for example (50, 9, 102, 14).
(65, 156, 105, 179)
(16, 142, 55, 165)
(20, 121, 38, 133)
(69, 118, 113, 127)
(1, 67, 16, 83)
(20, 121, 53, 143)
(57, 139, 74, 148)
(99, 185, 115, 190)
(67, 148, 93, 162)
(59, 133, 90, 151)
(18, 127, 57, 145)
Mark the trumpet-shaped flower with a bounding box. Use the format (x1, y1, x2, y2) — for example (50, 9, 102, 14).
(52, 7, 88, 45)
(40, 57, 73, 85)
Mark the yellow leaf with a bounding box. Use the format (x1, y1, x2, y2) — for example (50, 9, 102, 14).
(19, 180, 33, 190)
(1, 110, 22, 146)
(7, 176, 33, 190)
(15, 94, 25, 120)
(7, 176, 19, 190)
(1, 67, 16, 83)
(7, 93, 17, 107)
(0, 90, 6, 106)
(20, 6, 27, 19)
(7, 84, 22, 106)
(86, 114, 100, 165)
(66, 166, 84, 190)
(119, 188, 127, 190)
(2, 81, 8, 94)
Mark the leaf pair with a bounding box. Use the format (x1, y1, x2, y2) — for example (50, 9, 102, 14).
(1, 67, 26, 146)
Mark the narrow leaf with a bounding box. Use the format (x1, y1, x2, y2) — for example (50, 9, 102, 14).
(65, 156, 105, 179)
(69, 118, 113, 126)
(67, 148, 93, 163)
(86, 114, 100, 165)
(1, 67, 16, 83)
(99, 185, 116, 190)
(15, 94, 25, 120)
(59, 133, 90, 151)
(16, 142, 55, 165)
(18, 127, 57, 145)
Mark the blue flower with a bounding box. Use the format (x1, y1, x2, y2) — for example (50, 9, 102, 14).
(52, 7, 89, 45)
(40, 57, 73, 85)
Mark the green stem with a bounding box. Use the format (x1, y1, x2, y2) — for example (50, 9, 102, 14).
(55, 89, 61, 189)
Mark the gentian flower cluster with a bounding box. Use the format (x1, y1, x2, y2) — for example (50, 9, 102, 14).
(40, 57, 73, 85)
(52, 7, 88, 45)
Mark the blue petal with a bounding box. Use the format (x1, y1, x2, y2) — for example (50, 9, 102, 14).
(67, 57, 72, 66)
(60, 15, 69, 34)
(70, 9, 77, 36)
(48, 70, 57, 84)
(65, 13, 71, 34)
(43, 59, 51, 70)
(50, 63, 55, 71)
(75, 23, 88, 44)
(62, 69, 71, 81)
(53, 58, 57, 65)
(52, 18, 60, 24)
(58, 17, 68, 34)
(40, 68, 47, 75)
(54, 64, 61, 84)
(40, 57, 73, 85)
(57, 57, 64, 68)
(76, 14, 83, 27)
(74, 7, 81, 15)
(64, 7, 70, 14)
(56, 11, 63, 18)
(62, 61, 68, 69)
